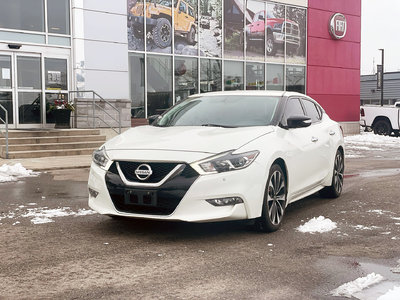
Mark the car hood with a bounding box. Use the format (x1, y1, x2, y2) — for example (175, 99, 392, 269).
(105, 125, 274, 154)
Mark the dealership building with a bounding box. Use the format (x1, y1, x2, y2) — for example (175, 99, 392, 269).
(0, 0, 361, 133)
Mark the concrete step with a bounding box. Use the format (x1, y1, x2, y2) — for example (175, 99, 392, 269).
(5, 129, 101, 138)
(2, 141, 104, 152)
(6, 148, 97, 159)
(0, 135, 106, 145)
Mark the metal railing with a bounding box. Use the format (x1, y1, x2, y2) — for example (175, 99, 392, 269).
(68, 90, 121, 134)
(0, 104, 9, 159)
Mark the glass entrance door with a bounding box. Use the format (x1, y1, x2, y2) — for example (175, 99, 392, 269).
(0, 51, 69, 128)
(16, 54, 43, 125)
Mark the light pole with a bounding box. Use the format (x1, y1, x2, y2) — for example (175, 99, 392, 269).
(379, 49, 384, 106)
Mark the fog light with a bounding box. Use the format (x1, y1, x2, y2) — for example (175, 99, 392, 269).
(206, 197, 243, 206)
(89, 187, 99, 198)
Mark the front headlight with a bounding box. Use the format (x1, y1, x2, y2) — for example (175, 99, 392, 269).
(193, 150, 259, 174)
(92, 146, 109, 168)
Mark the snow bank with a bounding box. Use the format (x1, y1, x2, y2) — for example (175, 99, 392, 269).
(344, 132, 400, 158)
(330, 273, 385, 298)
(296, 216, 337, 233)
(345, 132, 400, 147)
(0, 163, 37, 182)
(377, 286, 400, 300)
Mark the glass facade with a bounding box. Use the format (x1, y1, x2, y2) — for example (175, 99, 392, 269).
(127, 0, 307, 119)
(147, 55, 173, 116)
(0, 0, 71, 46)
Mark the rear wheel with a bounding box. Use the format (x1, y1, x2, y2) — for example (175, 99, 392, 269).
(255, 164, 287, 232)
(320, 149, 344, 198)
(373, 120, 392, 135)
(266, 33, 276, 56)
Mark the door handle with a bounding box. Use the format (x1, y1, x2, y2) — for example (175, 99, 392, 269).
(311, 137, 318, 143)
(329, 131, 336, 136)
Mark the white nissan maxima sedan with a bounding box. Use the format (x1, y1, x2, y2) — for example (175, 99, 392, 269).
(88, 91, 344, 232)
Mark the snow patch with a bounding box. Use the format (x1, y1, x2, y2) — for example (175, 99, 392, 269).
(377, 286, 400, 300)
(0, 207, 99, 225)
(0, 163, 38, 183)
(75, 209, 97, 216)
(330, 273, 385, 298)
(296, 216, 337, 233)
(368, 209, 386, 215)
(31, 217, 54, 224)
(353, 225, 381, 231)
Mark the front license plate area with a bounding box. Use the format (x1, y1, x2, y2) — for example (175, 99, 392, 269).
(124, 190, 157, 206)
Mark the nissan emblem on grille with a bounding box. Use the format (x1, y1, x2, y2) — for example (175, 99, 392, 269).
(134, 164, 153, 180)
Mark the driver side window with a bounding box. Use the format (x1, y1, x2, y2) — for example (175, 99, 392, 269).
(179, 1, 186, 13)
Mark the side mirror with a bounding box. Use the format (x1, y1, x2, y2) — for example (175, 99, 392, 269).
(148, 114, 161, 125)
(287, 115, 312, 129)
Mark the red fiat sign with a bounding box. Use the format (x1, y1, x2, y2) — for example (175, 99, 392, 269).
(329, 13, 347, 40)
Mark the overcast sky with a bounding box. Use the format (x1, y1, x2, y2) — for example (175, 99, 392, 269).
(361, 0, 400, 75)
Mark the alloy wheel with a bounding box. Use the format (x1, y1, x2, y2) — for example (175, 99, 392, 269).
(267, 170, 286, 225)
(266, 38, 273, 54)
(161, 25, 170, 42)
(333, 152, 344, 194)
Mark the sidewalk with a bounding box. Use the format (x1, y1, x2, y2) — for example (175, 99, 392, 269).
(0, 155, 92, 171)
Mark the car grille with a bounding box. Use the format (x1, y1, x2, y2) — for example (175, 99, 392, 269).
(106, 162, 199, 215)
(285, 23, 299, 36)
(114, 161, 182, 183)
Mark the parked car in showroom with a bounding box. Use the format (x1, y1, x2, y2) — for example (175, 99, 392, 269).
(89, 91, 344, 232)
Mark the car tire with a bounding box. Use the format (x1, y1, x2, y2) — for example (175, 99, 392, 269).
(187, 26, 196, 45)
(152, 18, 172, 48)
(319, 149, 344, 198)
(266, 33, 276, 56)
(373, 120, 392, 135)
(255, 164, 287, 232)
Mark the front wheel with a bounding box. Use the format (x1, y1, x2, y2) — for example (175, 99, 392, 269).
(255, 164, 287, 232)
(320, 149, 344, 198)
(152, 18, 172, 48)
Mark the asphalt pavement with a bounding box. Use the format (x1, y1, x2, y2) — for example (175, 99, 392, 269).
(0, 144, 399, 299)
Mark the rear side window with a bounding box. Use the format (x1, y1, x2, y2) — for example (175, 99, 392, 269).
(188, 6, 194, 17)
(283, 98, 305, 121)
(302, 99, 321, 122)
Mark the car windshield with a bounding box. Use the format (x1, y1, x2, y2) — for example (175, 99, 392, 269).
(153, 95, 280, 127)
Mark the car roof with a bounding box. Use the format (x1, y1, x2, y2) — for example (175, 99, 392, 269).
(190, 91, 307, 98)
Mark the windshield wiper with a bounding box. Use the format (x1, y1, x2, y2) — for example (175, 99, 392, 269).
(201, 124, 237, 128)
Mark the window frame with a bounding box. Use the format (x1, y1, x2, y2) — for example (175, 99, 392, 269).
(0, 0, 71, 47)
(301, 97, 323, 124)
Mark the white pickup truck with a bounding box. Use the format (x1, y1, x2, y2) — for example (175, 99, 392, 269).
(360, 102, 400, 136)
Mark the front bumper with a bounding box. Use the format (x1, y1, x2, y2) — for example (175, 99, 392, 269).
(88, 159, 265, 222)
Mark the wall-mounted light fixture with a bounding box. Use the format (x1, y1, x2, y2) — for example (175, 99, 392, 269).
(8, 44, 22, 49)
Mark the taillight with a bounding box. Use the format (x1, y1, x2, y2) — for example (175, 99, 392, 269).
(360, 108, 365, 117)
